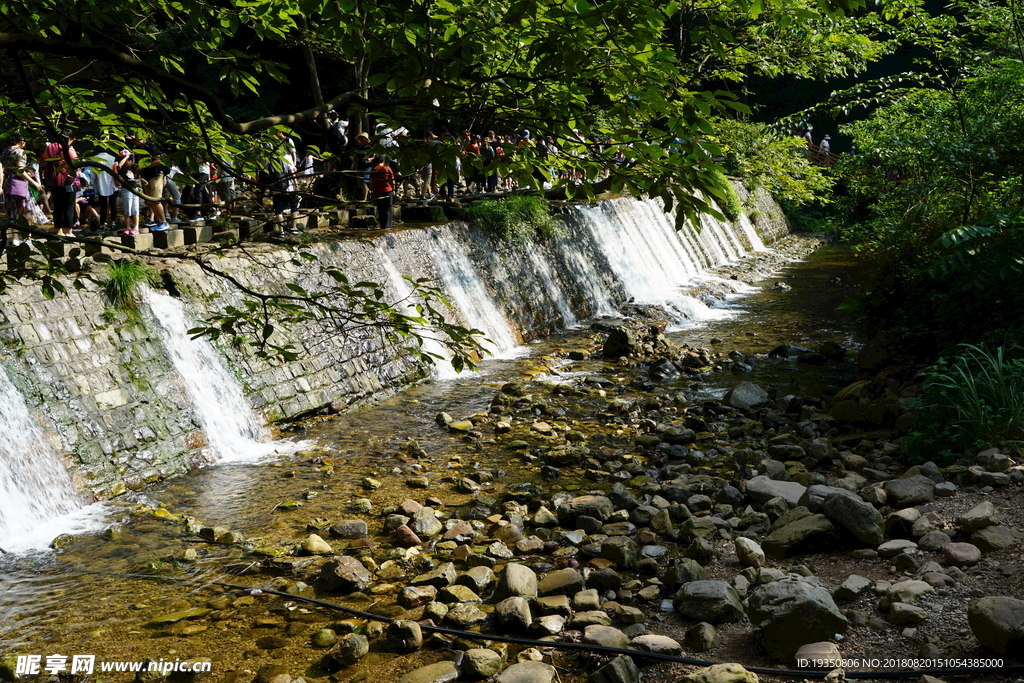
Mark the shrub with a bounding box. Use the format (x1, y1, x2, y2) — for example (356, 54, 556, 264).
(103, 260, 160, 320)
(908, 344, 1024, 463)
(462, 195, 562, 243)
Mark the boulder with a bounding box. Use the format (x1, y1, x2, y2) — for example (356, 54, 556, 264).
(385, 620, 423, 653)
(762, 514, 838, 560)
(958, 501, 1000, 531)
(538, 568, 586, 596)
(883, 476, 935, 508)
(462, 650, 504, 679)
(674, 581, 744, 624)
(495, 597, 534, 632)
(972, 525, 1020, 552)
(396, 662, 460, 683)
(943, 542, 982, 567)
(583, 625, 631, 649)
(558, 495, 614, 523)
(320, 634, 369, 671)
(821, 493, 883, 545)
(316, 556, 373, 593)
(630, 634, 683, 656)
(494, 563, 539, 601)
(684, 622, 720, 652)
(411, 562, 457, 587)
(833, 574, 871, 601)
(734, 537, 765, 568)
(723, 382, 769, 411)
(591, 656, 639, 683)
(747, 577, 848, 663)
(746, 476, 807, 508)
(410, 508, 443, 537)
(968, 596, 1024, 654)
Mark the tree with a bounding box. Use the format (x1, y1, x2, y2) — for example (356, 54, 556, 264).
(0, 0, 872, 366)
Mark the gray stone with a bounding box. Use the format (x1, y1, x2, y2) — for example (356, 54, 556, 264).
(329, 520, 369, 539)
(723, 381, 769, 411)
(398, 585, 438, 608)
(587, 568, 623, 591)
(834, 574, 871, 601)
(822, 493, 883, 545)
(320, 634, 369, 671)
(494, 563, 539, 601)
(570, 610, 612, 627)
(439, 585, 481, 604)
(462, 649, 504, 679)
(918, 530, 952, 550)
(495, 596, 533, 632)
(602, 537, 639, 569)
(496, 662, 555, 683)
(301, 534, 333, 555)
(877, 539, 918, 557)
(680, 663, 758, 683)
(793, 642, 841, 669)
(535, 595, 572, 617)
(457, 566, 497, 592)
(674, 581, 744, 623)
(661, 558, 707, 587)
(630, 634, 683, 656)
(532, 614, 566, 635)
(887, 580, 933, 603)
(396, 661, 459, 683)
(683, 622, 720, 652)
(889, 602, 927, 625)
(316, 556, 373, 593)
(969, 596, 1024, 654)
(972, 525, 1020, 552)
(762, 514, 837, 560)
(733, 537, 765, 568)
(591, 656, 639, 683)
(558, 495, 614, 523)
(411, 562, 457, 587)
(883, 475, 936, 507)
(538, 568, 586, 596)
(746, 476, 807, 508)
(746, 577, 849, 663)
(410, 507, 443, 537)
(574, 588, 602, 611)
(583, 625, 631, 649)
(445, 603, 488, 627)
(385, 620, 422, 652)
(798, 485, 852, 513)
(958, 501, 1000, 531)
(943, 542, 982, 566)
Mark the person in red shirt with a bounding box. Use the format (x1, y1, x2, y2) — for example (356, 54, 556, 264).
(41, 130, 79, 236)
(369, 155, 395, 229)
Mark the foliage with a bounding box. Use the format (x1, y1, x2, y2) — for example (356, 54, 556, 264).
(462, 196, 561, 243)
(102, 260, 160, 320)
(707, 170, 744, 222)
(908, 344, 1024, 463)
(711, 118, 833, 205)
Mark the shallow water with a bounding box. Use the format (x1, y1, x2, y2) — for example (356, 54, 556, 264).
(0, 245, 862, 677)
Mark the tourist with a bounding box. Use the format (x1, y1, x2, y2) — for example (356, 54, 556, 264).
(89, 150, 118, 230)
(128, 134, 170, 231)
(188, 160, 214, 222)
(75, 170, 100, 230)
(266, 144, 300, 235)
(819, 134, 832, 166)
(419, 130, 441, 200)
(2, 133, 45, 226)
(40, 130, 79, 236)
(325, 110, 349, 172)
(353, 132, 374, 200)
(215, 157, 236, 215)
(164, 165, 182, 222)
(369, 154, 395, 230)
(115, 149, 144, 235)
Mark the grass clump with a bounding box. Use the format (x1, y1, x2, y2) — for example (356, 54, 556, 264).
(103, 259, 160, 320)
(463, 195, 562, 243)
(708, 169, 743, 222)
(909, 344, 1024, 463)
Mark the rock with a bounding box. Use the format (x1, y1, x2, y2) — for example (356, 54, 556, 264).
(630, 634, 683, 656)
(538, 568, 586, 596)
(410, 508, 443, 537)
(972, 525, 1020, 552)
(320, 634, 369, 671)
(680, 663, 758, 683)
(574, 588, 602, 611)
(311, 629, 338, 648)
(463, 649, 504, 679)
(603, 325, 639, 358)
(583, 625, 632, 649)
(684, 622, 720, 652)
(834, 575, 872, 601)
(495, 662, 556, 683)
(958, 501, 1000, 531)
(411, 562, 457, 587)
(301, 534, 333, 555)
(889, 602, 927, 625)
(822, 493, 884, 545)
(723, 382, 769, 411)
(570, 610, 612, 627)
(674, 581, 744, 623)
(968, 596, 1024, 654)
(918, 530, 952, 550)
(587, 568, 623, 591)
(495, 596, 534, 631)
(602, 537, 639, 569)
(798, 485, 850, 513)
(254, 664, 291, 683)
(317, 556, 373, 593)
(396, 661, 459, 683)
(559, 495, 614, 523)
(457, 566, 497, 592)
(747, 577, 848, 663)
(883, 476, 936, 508)
(793, 642, 841, 668)
(330, 520, 369, 539)
(661, 558, 707, 587)
(745, 476, 807, 508)
(943, 542, 982, 567)
(887, 580, 933, 603)
(532, 614, 567, 635)
(734, 537, 765, 568)
(591, 656, 639, 683)
(385, 620, 423, 652)
(445, 603, 488, 627)
(494, 562, 539, 601)
(439, 585, 481, 604)
(877, 539, 918, 557)
(393, 524, 423, 547)
(762, 514, 837, 560)
(398, 585, 437, 608)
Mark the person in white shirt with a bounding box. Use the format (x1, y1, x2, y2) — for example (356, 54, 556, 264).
(89, 151, 118, 228)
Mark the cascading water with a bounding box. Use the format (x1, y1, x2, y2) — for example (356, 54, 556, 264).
(143, 289, 273, 461)
(0, 365, 82, 548)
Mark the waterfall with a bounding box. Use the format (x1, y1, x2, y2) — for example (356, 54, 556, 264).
(0, 365, 82, 548)
(425, 231, 521, 357)
(376, 247, 459, 379)
(143, 289, 273, 461)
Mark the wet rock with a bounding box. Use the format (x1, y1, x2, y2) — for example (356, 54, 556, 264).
(883, 476, 935, 507)
(330, 520, 368, 539)
(674, 581, 744, 623)
(393, 525, 423, 547)
(411, 562, 457, 587)
(680, 663, 758, 683)
(968, 596, 1024, 654)
(723, 381, 769, 411)
(570, 610, 612, 627)
(943, 542, 982, 566)
(385, 620, 422, 652)
(410, 508, 443, 537)
(445, 603, 488, 627)
(457, 566, 496, 592)
(747, 577, 848, 663)
(439, 585, 482, 603)
(320, 634, 369, 671)
(495, 596, 534, 631)
(602, 537, 639, 569)
(495, 662, 556, 683)
(316, 556, 373, 593)
(532, 614, 566, 635)
(301, 534, 333, 555)
(398, 585, 437, 608)
(463, 649, 504, 679)
(684, 622, 720, 652)
(396, 661, 459, 683)
(494, 563, 539, 601)
(558, 495, 614, 523)
(583, 624, 631, 649)
(574, 588, 602, 611)
(535, 595, 572, 617)
(253, 664, 291, 683)
(588, 568, 623, 591)
(311, 629, 338, 648)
